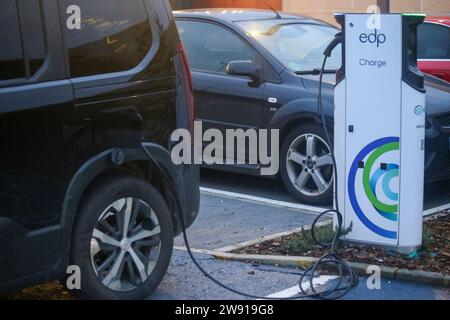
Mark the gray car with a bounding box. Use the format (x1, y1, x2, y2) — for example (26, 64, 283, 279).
(175, 9, 450, 205)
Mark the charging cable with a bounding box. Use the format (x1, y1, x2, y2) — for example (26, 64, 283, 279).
(141, 33, 358, 300)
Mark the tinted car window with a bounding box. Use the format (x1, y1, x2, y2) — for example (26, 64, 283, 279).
(418, 23, 450, 59)
(0, 0, 46, 82)
(177, 20, 255, 73)
(0, 0, 26, 80)
(60, 0, 152, 78)
(237, 20, 341, 73)
(22, 1, 46, 76)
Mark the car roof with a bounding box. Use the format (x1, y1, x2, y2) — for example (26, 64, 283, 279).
(173, 8, 325, 25)
(426, 16, 450, 26)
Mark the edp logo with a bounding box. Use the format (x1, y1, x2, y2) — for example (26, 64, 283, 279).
(359, 29, 386, 47)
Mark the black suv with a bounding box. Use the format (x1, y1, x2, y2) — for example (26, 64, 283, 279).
(0, 0, 199, 299)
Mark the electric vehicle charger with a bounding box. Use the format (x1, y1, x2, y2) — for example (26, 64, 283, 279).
(334, 14, 426, 252)
(141, 34, 359, 300)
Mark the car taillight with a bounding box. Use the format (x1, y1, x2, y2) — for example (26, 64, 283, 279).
(177, 42, 194, 134)
(178, 42, 193, 92)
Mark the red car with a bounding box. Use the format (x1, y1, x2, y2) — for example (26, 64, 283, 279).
(418, 16, 450, 82)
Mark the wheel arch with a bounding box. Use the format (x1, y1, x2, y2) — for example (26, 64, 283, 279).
(58, 143, 187, 270)
(268, 98, 334, 143)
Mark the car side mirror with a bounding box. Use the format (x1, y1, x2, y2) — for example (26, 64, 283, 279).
(226, 61, 262, 82)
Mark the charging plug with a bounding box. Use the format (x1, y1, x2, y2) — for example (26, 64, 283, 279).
(323, 33, 342, 57)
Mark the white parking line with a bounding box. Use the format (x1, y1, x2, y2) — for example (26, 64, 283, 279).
(265, 275, 338, 299)
(200, 187, 328, 215)
(200, 187, 449, 217)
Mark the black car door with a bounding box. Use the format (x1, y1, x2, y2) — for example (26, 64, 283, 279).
(0, 0, 75, 283)
(177, 19, 264, 163)
(57, 0, 173, 169)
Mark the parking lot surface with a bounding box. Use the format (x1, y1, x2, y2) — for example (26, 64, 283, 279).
(166, 170, 450, 300)
(174, 193, 319, 250)
(201, 169, 450, 211)
(151, 251, 449, 300)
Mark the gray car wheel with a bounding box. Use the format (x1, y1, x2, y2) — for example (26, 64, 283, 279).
(281, 123, 334, 205)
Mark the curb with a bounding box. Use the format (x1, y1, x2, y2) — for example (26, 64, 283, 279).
(395, 269, 450, 287)
(214, 220, 332, 253)
(211, 251, 450, 287)
(212, 209, 446, 254)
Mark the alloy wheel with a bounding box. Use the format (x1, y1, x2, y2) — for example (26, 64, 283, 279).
(90, 197, 161, 292)
(286, 134, 334, 198)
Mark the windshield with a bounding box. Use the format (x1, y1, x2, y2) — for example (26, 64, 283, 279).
(237, 20, 342, 73)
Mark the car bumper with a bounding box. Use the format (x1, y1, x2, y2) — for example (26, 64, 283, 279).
(181, 164, 201, 230)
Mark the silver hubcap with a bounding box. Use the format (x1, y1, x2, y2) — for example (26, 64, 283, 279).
(90, 198, 161, 292)
(286, 134, 334, 197)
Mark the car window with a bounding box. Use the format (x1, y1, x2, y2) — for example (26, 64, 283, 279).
(418, 23, 450, 60)
(0, 0, 46, 81)
(237, 20, 341, 73)
(0, 0, 25, 81)
(59, 0, 152, 78)
(177, 20, 255, 74)
(22, 1, 46, 76)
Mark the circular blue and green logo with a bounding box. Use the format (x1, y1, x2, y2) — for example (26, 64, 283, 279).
(414, 105, 425, 116)
(348, 137, 400, 240)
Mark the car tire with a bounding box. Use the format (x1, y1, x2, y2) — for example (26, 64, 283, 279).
(280, 123, 334, 205)
(69, 174, 173, 300)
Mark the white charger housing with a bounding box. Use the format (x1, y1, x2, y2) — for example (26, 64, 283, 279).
(334, 13, 426, 253)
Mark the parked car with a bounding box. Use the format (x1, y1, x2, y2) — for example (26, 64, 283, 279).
(175, 9, 450, 205)
(0, 0, 199, 300)
(418, 16, 450, 82)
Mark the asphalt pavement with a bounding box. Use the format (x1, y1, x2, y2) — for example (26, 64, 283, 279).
(174, 193, 319, 250)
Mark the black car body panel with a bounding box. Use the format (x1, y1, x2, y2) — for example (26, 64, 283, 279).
(175, 9, 450, 181)
(0, 0, 199, 293)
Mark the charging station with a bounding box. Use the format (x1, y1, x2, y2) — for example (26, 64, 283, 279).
(334, 13, 426, 253)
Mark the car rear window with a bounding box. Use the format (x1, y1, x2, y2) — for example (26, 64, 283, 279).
(60, 0, 153, 78)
